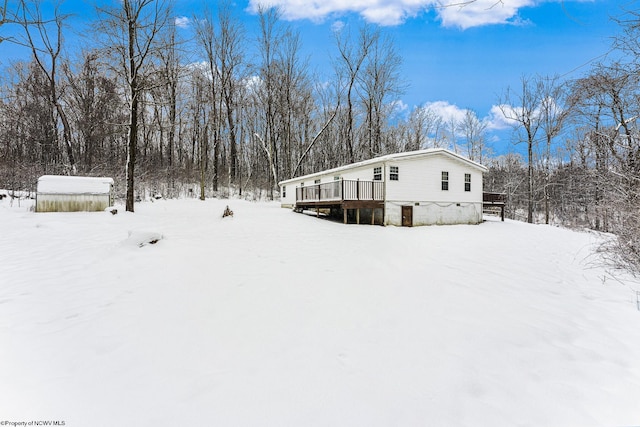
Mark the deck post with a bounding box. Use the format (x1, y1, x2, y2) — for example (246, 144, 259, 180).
(371, 208, 375, 225)
(343, 208, 347, 224)
(356, 179, 360, 200)
(356, 208, 360, 224)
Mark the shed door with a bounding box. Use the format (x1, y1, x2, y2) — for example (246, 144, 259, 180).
(401, 205, 413, 227)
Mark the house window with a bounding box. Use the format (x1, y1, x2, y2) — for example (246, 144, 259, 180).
(300, 182, 304, 187)
(465, 173, 471, 192)
(314, 179, 321, 184)
(373, 167, 382, 181)
(282, 186, 286, 197)
(441, 171, 449, 191)
(390, 166, 399, 181)
(334, 176, 341, 181)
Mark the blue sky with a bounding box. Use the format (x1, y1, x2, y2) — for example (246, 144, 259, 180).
(172, 0, 623, 153)
(0, 0, 625, 154)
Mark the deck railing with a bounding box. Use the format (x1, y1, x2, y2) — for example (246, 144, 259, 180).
(296, 179, 384, 203)
(483, 192, 506, 204)
(483, 192, 506, 221)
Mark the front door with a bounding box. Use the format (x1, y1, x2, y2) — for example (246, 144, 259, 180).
(401, 205, 413, 227)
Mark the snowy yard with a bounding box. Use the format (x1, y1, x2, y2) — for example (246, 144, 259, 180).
(1, 197, 640, 426)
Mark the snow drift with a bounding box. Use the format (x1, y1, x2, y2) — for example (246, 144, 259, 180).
(1, 197, 639, 426)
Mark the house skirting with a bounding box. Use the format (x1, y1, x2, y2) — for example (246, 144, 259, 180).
(384, 201, 483, 226)
(291, 199, 483, 226)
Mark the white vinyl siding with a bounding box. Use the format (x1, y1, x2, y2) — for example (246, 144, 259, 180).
(278, 149, 486, 225)
(385, 154, 482, 203)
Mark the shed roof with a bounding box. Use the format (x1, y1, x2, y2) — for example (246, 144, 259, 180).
(37, 175, 114, 195)
(278, 148, 488, 186)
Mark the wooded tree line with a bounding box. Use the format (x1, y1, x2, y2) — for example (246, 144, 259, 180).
(484, 13, 640, 275)
(0, 0, 408, 205)
(1, 2, 639, 272)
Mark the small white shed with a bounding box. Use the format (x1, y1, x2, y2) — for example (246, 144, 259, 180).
(36, 175, 114, 212)
(278, 148, 488, 226)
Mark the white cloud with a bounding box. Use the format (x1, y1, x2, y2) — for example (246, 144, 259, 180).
(247, 0, 539, 28)
(425, 100, 468, 124)
(360, 4, 419, 26)
(485, 104, 516, 130)
(247, 0, 425, 26)
(486, 96, 565, 131)
(436, 0, 534, 29)
(391, 99, 409, 114)
(331, 20, 345, 32)
(175, 16, 191, 29)
(243, 75, 264, 95)
(419, 101, 518, 132)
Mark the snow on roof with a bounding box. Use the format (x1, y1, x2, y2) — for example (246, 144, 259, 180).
(278, 148, 488, 186)
(37, 175, 114, 194)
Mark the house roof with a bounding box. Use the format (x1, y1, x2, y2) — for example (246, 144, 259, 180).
(37, 175, 114, 194)
(278, 148, 488, 186)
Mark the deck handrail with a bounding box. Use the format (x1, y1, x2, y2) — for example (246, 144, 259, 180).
(483, 192, 506, 204)
(295, 179, 384, 203)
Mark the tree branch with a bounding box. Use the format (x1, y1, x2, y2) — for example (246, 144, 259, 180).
(291, 105, 339, 178)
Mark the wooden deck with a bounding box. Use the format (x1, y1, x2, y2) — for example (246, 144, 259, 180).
(295, 180, 384, 224)
(483, 192, 506, 221)
(294, 181, 506, 224)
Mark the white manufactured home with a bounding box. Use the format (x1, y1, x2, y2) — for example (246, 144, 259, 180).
(278, 148, 490, 226)
(36, 175, 114, 213)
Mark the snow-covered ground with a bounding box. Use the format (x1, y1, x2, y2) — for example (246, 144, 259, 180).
(1, 197, 639, 426)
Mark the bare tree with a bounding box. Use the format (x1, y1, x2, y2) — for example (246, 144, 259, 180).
(358, 30, 403, 158)
(405, 104, 445, 151)
(568, 71, 612, 230)
(500, 75, 543, 223)
(1, 60, 57, 174)
(193, 6, 221, 193)
(18, 0, 76, 173)
(406, 105, 430, 151)
(64, 50, 123, 171)
(253, 6, 283, 197)
(276, 25, 317, 182)
(215, 1, 246, 189)
(95, 0, 171, 212)
(485, 153, 527, 220)
(156, 20, 182, 170)
(538, 75, 570, 224)
(1, 0, 9, 30)
(444, 115, 459, 153)
(187, 67, 209, 200)
(1, 0, 24, 44)
(333, 23, 377, 163)
(458, 109, 487, 163)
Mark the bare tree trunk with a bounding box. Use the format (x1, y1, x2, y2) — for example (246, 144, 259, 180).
(126, 92, 138, 211)
(95, 0, 170, 212)
(500, 76, 542, 224)
(125, 4, 138, 212)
